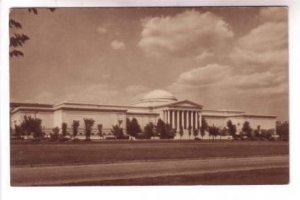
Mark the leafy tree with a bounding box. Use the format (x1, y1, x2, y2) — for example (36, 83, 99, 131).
(72, 120, 80, 138)
(208, 126, 219, 140)
(261, 129, 274, 140)
(97, 124, 103, 138)
(126, 118, 142, 138)
(156, 119, 165, 138)
(84, 118, 95, 141)
(227, 120, 237, 138)
(179, 126, 184, 139)
(276, 121, 289, 141)
(200, 117, 208, 138)
(193, 129, 199, 138)
(144, 122, 155, 139)
(52, 126, 60, 140)
(165, 124, 176, 139)
(111, 124, 124, 139)
(242, 121, 252, 138)
(14, 124, 22, 139)
(20, 115, 43, 138)
(254, 125, 261, 138)
(10, 8, 55, 57)
(188, 125, 192, 140)
(62, 122, 67, 137)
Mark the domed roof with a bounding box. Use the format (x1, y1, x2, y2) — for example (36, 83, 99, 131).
(131, 89, 178, 107)
(141, 89, 177, 101)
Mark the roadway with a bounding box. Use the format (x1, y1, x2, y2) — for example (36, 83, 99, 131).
(11, 155, 288, 186)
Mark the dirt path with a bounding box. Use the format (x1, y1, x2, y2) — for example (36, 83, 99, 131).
(11, 155, 288, 186)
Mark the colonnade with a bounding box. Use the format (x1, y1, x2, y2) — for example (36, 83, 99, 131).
(163, 110, 202, 130)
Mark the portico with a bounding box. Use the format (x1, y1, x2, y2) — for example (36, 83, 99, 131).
(162, 108, 202, 130)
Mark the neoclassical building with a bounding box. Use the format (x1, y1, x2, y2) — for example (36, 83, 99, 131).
(10, 89, 277, 139)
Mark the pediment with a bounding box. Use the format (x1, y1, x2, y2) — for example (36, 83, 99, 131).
(167, 100, 203, 109)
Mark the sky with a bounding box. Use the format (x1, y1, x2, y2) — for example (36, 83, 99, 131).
(10, 7, 288, 120)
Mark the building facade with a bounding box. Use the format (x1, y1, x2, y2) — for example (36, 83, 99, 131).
(10, 89, 277, 139)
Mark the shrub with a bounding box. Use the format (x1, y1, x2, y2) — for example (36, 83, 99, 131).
(72, 120, 80, 138)
(20, 115, 43, 138)
(84, 118, 95, 141)
(62, 122, 67, 137)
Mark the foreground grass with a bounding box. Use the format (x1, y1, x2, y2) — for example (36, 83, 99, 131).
(11, 140, 288, 167)
(63, 167, 288, 186)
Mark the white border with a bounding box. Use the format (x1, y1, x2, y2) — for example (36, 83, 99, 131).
(1, 1, 300, 200)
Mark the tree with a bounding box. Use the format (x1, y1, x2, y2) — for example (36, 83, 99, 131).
(156, 119, 168, 139)
(277, 121, 289, 141)
(126, 118, 142, 138)
(179, 126, 184, 139)
(200, 117, 208, 139)
(62, 122, 67, 137)
(14, 124, 22, 139)
(144, 122, 155, 139)
(84, 118, 95, 141)
(111, 124, 124, 139)
(242, 121, 252, 138)
(72, 120, 80, 138)
(52, 127, 60, 140)
(97, 124, 103, 139)
(188, 125, 192, 140)
(208, 126, 219, 140)
(193, 129, 199, 139)
(10, 8, 55, 57)
(20, 115, 43, 138)
(254, 125, 261, 138)
(165, 124, 176, 139)
(227, 120, 237, 138)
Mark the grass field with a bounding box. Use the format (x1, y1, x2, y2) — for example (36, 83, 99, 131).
(11, 140, 289, 167)
(63, 167, 289, 185)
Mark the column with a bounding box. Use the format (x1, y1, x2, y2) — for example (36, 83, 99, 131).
(186, 111, 189, 129)
(177, 110, 180, 130)
(199, 112, 202, 127)
(172, 110, 176, 129)
(169, 110, 172, 127)
(196, 111, 199, 129)
(165, 110, 168, 123)
(191, 111, 194, 129)
(182, 110, 186, 129)
(181, 110, 184, 129)
(168, 110, 171, 124)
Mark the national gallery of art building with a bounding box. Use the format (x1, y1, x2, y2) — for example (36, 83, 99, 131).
(10, 89, 276, 139)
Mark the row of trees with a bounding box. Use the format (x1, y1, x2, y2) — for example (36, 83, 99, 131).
(12, 115, 288, 141)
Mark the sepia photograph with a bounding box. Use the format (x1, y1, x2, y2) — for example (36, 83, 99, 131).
(9, 6, 289, 186)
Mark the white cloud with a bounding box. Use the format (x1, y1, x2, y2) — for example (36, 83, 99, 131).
(259, 7, 287, 22)
(171, 64, 231, 90)
(110, 40, 126, 50)
(97, 26, 108, 34)
(237, 22, 287, 53)
(138, 10, 234, 57)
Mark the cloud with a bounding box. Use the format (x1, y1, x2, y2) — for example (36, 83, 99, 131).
(230, 71, 286, 90)
(125, 85, 149, 94)
(259, 7, 287, 22)
(110, 40, 126, 50)
(138, 10, 234, 57)
(237, 22, 287, 53)
(97, 26, 108, 34)
(170, 64, 231, 90)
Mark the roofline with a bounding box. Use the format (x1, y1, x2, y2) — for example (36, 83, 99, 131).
(230, 114, 277, 118)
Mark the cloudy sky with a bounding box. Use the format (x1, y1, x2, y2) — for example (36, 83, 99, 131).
(10, 7, 288, 120)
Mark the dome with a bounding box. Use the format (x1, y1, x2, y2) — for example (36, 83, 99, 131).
(141, 89, 177, 101)
(131, 89, 178, 107)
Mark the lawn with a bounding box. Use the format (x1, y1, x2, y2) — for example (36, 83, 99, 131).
(64, 167, 289, 185)
(10, 140, 289, 167)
